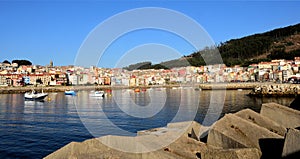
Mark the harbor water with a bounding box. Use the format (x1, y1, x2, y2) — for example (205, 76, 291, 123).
(0, 88, 295, 158)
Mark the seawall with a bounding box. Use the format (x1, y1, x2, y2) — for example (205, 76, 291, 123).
(0, 82, 263, 94)
(1, 83, 300, 96)
(198, 82, 262, 90)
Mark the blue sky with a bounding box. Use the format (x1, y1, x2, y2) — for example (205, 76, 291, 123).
(0, 1, 299, 68)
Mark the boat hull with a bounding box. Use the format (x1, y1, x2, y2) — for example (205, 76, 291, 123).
(65, 91, 76, 95)
(24, 94, 48, 101)
(89, 91, 105, 97)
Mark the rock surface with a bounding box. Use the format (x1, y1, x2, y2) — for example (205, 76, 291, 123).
(207, 114, 283, 149)
(249, 84, 300, 96)
(235, 108, 286, 136)
(45, 102, 300, 159)
(45, 121, 208, 159)
(282, 128, 300, 158)
(201, 148, 261, 159)
(260, 102, 300, 128)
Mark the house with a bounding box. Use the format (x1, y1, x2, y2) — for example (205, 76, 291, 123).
(0, 75, 8, 86)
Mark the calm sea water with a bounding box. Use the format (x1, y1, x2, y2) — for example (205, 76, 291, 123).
(0, 88, 295, 158)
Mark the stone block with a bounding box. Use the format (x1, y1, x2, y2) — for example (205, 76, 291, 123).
(166, 121, 210, 141)
(45, 121, 208, 159)
(235, 109, 286, 136)
(282, 128, 300, 158)
(201, 148, 261, 159)
(260, 102, 300, 128)
(44, 137, 185, 159)
(207, 114, 283, 150)
(138, 121, 210, 141)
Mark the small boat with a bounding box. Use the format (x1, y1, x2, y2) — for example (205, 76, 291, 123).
(237, 89, 243, 91)
(89, 91, 105, 97)
(65, 90, 76, 95)
(194, 88, 201, 91)
(134, 88, 140, 93)
(24, 90, 48, 100)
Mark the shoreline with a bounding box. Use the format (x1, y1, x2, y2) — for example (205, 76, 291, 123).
(0, 82, 298, 95)
(0, 82, 256, 94)
(0, 84, 182, 94)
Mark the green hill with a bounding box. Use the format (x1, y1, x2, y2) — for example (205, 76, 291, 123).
(218, 23, 300, 66)
(124, 23, 300, 70)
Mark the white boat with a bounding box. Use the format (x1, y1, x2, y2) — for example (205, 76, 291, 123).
(194, 88, 201, 91)
(24, 90, 48, 100)
(89, 91, 105, 97)
(65, 90, 76, 95)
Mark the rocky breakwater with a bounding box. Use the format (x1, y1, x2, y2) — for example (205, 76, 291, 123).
(45, 103, 300, 159)
(198, 82, 260, 90)
(249, 84, 300, 96)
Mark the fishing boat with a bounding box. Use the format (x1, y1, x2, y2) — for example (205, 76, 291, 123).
(24, 90, 48, 100)
(89, 91, 105, 97)
(65, 90, 76, 95)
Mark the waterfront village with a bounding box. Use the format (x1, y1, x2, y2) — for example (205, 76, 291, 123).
(1, 57, 300, 87)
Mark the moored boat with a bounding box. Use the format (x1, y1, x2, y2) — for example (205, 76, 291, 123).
(24, 90, 48, 100)
(65, 90, 76, 95)
(89, 91, 105, 97)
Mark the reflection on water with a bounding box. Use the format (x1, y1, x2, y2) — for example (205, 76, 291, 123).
(0, 89, 295, 158)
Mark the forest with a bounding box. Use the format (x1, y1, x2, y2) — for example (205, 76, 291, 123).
(124, 23, 300, 70)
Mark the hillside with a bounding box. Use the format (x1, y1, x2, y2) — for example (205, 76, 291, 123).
(124, 23, 300, 70)
(218, 23, 300, 66)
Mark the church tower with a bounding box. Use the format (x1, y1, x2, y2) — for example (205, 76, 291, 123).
(50, 60, 53, 67)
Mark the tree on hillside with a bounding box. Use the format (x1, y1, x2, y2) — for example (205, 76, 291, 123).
(124, 61, 152, 71)
(2, 60, 11, 64)
(12, 60, 32, 66)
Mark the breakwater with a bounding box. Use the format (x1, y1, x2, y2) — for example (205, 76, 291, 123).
(44, 102, 300, 158)
(198, 82, 300, 97)
(248, 84, 300, 97)
(198, 82, 262, 90)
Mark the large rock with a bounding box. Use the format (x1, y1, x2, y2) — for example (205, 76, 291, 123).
(166, 121, 210, 141)
(207, 114, 283, 150)
(138, 121, 210, 141)
(260, 102, 300, 128)
(44, 137, 184, 159)
(282, 128, 300, 158)
(201, 148, 261, 159)
(235, 109, 286, 136)
(45, 121, 208, 159)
